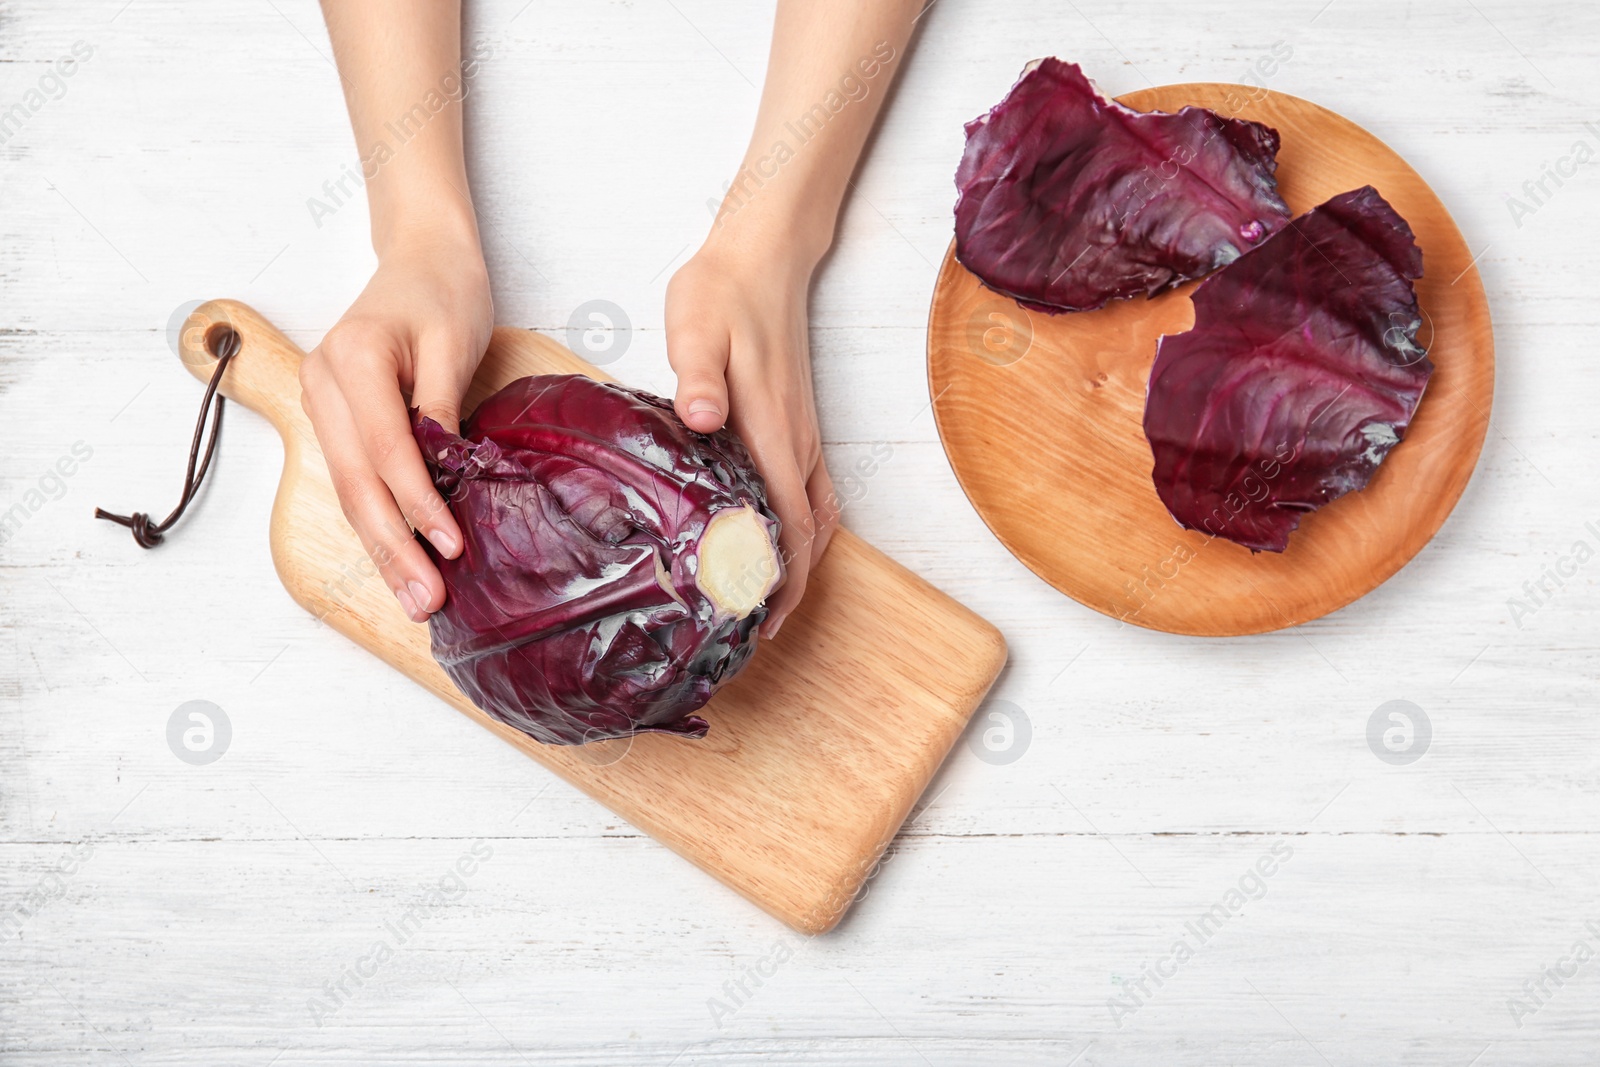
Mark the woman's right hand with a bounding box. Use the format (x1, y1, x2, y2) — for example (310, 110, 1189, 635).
(298, 224, 493, 623)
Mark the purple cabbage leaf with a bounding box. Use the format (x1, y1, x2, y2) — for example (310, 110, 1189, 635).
(1142, 186, 1432, 553)
(954, 58, 1292, 313)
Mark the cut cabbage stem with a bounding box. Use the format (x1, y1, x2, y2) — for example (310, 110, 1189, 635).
(696, 505, 781, 619)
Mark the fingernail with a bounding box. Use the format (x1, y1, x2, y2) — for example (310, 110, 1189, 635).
(428, 527, 460, 557)
(407, 580, 432, 616)
(688, 399, 721, 418)
(765, 616, 784, 641)
(394, 585, 418, 619)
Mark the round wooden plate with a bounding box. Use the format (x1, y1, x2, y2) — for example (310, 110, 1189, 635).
(927, 84, 1494, 637)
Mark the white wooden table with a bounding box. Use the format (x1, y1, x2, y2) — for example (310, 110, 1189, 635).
(3, 1, 1597, 1062)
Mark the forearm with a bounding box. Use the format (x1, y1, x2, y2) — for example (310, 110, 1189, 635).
(713, 0, 922, 266)
(320, 0, 480, 258)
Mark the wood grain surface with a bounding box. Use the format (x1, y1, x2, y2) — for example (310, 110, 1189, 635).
(928, 84, 1496, 635)
(175, 299, 1005, 935)
(4, 1, 1597, 1063)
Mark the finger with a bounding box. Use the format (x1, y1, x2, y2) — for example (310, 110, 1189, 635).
(756, 458, 816, 640)
(805, 460, 840, 565)
(411, 324, 486, 430)
(409, 330, 484, 558)
(666, 325, 731, 434)
(323, 326, 462, 561)
(302, 353, 444, 621)
(760, 456, 838, 640)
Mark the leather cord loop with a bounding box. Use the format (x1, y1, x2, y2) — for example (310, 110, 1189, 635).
(95, 325, 241, 549)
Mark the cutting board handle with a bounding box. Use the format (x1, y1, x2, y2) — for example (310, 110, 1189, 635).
(177, 299, 308, 439)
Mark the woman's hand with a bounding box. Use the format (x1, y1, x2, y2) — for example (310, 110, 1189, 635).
(666, 233, 838, 640)
(315, 0, 489, 622)
(665, 0, 920, 636)
(299, 226, 492, 622)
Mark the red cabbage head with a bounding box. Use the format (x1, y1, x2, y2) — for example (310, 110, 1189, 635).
(413, 375, 783, 745)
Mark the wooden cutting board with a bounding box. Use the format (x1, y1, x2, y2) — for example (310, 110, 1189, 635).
(177, 299, 1005, 933)
(927, 84, 1495, 636)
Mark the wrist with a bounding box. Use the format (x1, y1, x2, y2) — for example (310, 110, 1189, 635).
(370, 184, 483, 266)
(703, 152, 845, 272)
(701, 195, 831, 279)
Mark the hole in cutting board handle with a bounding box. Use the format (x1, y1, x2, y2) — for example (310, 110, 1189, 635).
(205, 323, 242, 361)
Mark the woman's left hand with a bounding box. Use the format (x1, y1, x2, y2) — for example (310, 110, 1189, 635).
(665, 232, 838, 640)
